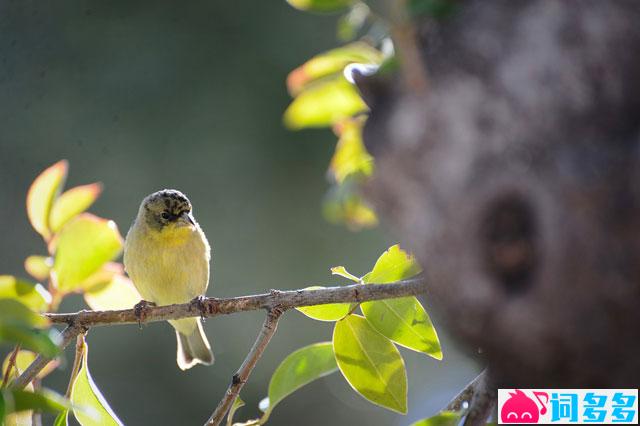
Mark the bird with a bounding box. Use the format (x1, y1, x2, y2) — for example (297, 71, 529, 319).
(123, 189, 214, 370)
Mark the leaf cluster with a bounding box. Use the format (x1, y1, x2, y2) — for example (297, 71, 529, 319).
(1, 161, 133, 424)
(228, 245, 443, 425)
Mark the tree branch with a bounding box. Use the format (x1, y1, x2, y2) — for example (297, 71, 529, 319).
(45, 278, 426, 327)
(13, 278, 426, 390)
(205, 307, 285, 426)
(11, 325, 84, 390)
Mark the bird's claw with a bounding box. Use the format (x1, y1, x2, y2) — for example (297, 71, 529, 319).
(190, 295, 208, 321)
(134, 300, 156, 329)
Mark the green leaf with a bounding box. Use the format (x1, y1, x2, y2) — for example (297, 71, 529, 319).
(0, 325, 60, 358)
(330, 266, 360, 282)
(226, 396, 245, 426)
(287, 42, 382, 95)
(333, 315, 407, 413)
(0, 276, 51, 312)
(54, 411, 69, 426)
(323, 178, 378, 230)
(265, 342, 337, 415)
(8, 389, 70, 414)
(0, 299, 49, 328)
(52, 214, 123, 293)
(24, 256, 53, 282)
(70, 337, 123, 426)
(296, 287, 352, 321)
(84, 274, 140, 311)
(26, 160, 68, 241)
(50, 183, 103, 233)
(286, 0, 355, 14)
(329, 117, 373, 183)
(410, 411, 462, 426)
(363, 244, 421, 284)
(284, 76, 367, 129)
(361, 297, 442, 359)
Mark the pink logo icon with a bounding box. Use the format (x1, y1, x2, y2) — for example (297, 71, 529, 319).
(501, 389, 548, 423)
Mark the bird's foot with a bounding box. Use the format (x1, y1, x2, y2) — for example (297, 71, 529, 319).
(134, 300, 156, 329)
(189, 295, 208, 320)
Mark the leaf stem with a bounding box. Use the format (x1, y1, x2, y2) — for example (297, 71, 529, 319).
(64, 334, 86, 398)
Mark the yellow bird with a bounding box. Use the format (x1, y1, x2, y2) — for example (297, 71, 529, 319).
(124, 189, 214, 370)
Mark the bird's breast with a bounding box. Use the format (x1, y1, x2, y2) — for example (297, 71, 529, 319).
(124, 224, 210, 306)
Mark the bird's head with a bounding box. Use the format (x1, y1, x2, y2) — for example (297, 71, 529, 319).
(138, 189, 196, 232)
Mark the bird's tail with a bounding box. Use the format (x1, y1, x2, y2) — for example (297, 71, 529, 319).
(174, 319, 214, 370)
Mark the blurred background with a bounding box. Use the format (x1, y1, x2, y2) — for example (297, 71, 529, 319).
(0, 1, 479, 424)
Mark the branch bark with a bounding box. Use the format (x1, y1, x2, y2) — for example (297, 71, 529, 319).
(45, 278, 426, 327)
(13, 278, 426, 390)
(11, 326, 84, 390)
(205, 307, 285, 426)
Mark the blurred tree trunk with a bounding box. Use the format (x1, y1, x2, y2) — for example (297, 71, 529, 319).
(360, 0, 640, 387)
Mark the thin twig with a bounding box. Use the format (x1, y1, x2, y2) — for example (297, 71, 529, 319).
(444, 369, 487, 412)
(11, 325, 84, 390)
(45, 278, 426, 327)
(1, 344, 21, 388)
(205, 307, 285, 426)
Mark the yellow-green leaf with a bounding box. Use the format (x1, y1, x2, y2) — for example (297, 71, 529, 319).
(329, 117, 373, 183)
(0, 299, 49, 328)
(330, 266, 360, 282)
(54, 411, 69, 426)
(323, 179, 378, 230)
(52, 214, 123, 293)
(24, 256, 53, 282)
(284, 76, 367, 129)
(266, 342, 337, 415)
(363, 244, 421, 284)
(333, 315, 407, 413)
(296, 287, 352, 321)
(337, 3, 370, 41)
(410, 411, 462, 426)
(70, 337, 123, 426)
(1, 388, 70, 415)
(84, 274, 140, 311)
(50, 183, 103, 233)
(76, 263, 122, 292)
(286, 0, 355, 14)
(287, 42, 382, 95)
(26, 160, 68, 241)
(0, 301, 60, 358)
(361, 297, 442, 359)
(226, 396, 245, 426)
(0, 276, 51, 312)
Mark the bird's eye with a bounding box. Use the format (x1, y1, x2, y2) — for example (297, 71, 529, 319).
(161, 212, 170, 220)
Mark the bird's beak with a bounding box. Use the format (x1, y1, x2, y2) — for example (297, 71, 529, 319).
(178, 212, 195, 227)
